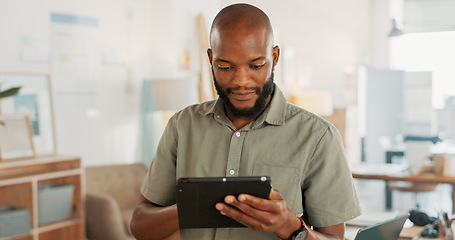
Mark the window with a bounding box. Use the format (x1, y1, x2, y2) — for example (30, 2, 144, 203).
(390, 31, 455, 108)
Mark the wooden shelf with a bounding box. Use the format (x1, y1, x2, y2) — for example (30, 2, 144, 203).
(0, 156, 85, 240)
(0, 234, 33, 240)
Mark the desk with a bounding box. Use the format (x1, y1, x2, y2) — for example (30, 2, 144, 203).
(352, 172, 455, 213)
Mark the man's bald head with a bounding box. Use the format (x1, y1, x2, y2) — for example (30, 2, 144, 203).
(209, 3, 274, 48)
(206, 3, 280, 121)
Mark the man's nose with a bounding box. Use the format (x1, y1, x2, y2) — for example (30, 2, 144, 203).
(232, 66, 250, 86)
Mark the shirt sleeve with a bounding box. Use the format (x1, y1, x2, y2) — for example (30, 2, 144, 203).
(302, 124, 361, 227)
(140, 114, 178, 206)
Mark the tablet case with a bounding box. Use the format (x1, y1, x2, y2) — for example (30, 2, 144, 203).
(176, 176, 271, 228)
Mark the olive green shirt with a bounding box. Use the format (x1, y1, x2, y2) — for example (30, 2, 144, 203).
(141, 86, 361, 240)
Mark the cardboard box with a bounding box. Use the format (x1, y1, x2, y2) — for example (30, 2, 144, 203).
(434, 154, 451, 176)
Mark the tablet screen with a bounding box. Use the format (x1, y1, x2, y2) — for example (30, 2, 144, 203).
(176, 176, 271, 228)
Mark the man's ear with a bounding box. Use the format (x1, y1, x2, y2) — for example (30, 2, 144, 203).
(207, 48, 213, 65)
(272, 45, 280, 67)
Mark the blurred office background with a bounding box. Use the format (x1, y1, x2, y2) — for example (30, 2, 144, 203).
(1, 0, 455, 216)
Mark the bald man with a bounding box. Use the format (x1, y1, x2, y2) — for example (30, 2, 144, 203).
(130, 3, 361, 240)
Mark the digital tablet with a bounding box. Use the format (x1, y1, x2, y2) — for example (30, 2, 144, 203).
(176, 176, 272, 228)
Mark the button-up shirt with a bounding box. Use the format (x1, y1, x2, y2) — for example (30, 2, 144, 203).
(141, 85, 361, 240)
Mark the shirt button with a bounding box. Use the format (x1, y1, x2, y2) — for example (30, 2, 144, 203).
(235, 132, 240, 137)
(217, 115, 220, 118)
(229, 170, 235, 175)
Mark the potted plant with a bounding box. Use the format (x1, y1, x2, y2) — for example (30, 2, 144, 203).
(0, 86, 21, 125)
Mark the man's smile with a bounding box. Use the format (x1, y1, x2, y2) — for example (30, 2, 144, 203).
(229, 91, 256, 101)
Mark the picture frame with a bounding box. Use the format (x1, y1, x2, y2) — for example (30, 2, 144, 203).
(0, 114, 36, 161)
(0, 73, 57, 156)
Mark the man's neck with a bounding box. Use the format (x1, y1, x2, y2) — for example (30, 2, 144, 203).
(227, 115, 255, 130)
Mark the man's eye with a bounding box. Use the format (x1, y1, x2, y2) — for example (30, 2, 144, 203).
(251, 64, 265, 70)
(217, 66, 232, 70)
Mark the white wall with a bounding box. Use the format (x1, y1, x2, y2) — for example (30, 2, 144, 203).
(149, 0, 220, 99)
(404, 0, 455, 32)
(0, 0, 155, 165)
(370, 0, 392, 68)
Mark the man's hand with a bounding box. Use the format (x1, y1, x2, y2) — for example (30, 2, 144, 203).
(215, 188, 301, 239)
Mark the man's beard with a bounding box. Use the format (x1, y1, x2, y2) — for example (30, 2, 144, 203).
(213, 67, 275, 119)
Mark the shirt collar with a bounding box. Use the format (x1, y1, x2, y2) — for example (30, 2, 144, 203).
(262, 85, 287, 126)
(200, 97, 224, 117)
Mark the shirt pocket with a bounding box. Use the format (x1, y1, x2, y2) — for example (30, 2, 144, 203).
(252, 164, 302, 212)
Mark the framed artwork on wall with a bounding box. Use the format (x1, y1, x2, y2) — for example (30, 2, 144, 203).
(0, 114, 35, 161)
(0, 73, 57, 156)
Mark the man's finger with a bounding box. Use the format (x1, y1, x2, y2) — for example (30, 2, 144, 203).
(215, 201, 266, 230)
(234, 188, 284, 212)
(234, 194, 275, 212)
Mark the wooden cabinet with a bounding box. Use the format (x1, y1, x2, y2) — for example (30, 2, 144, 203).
(0, 156, 85, 240)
